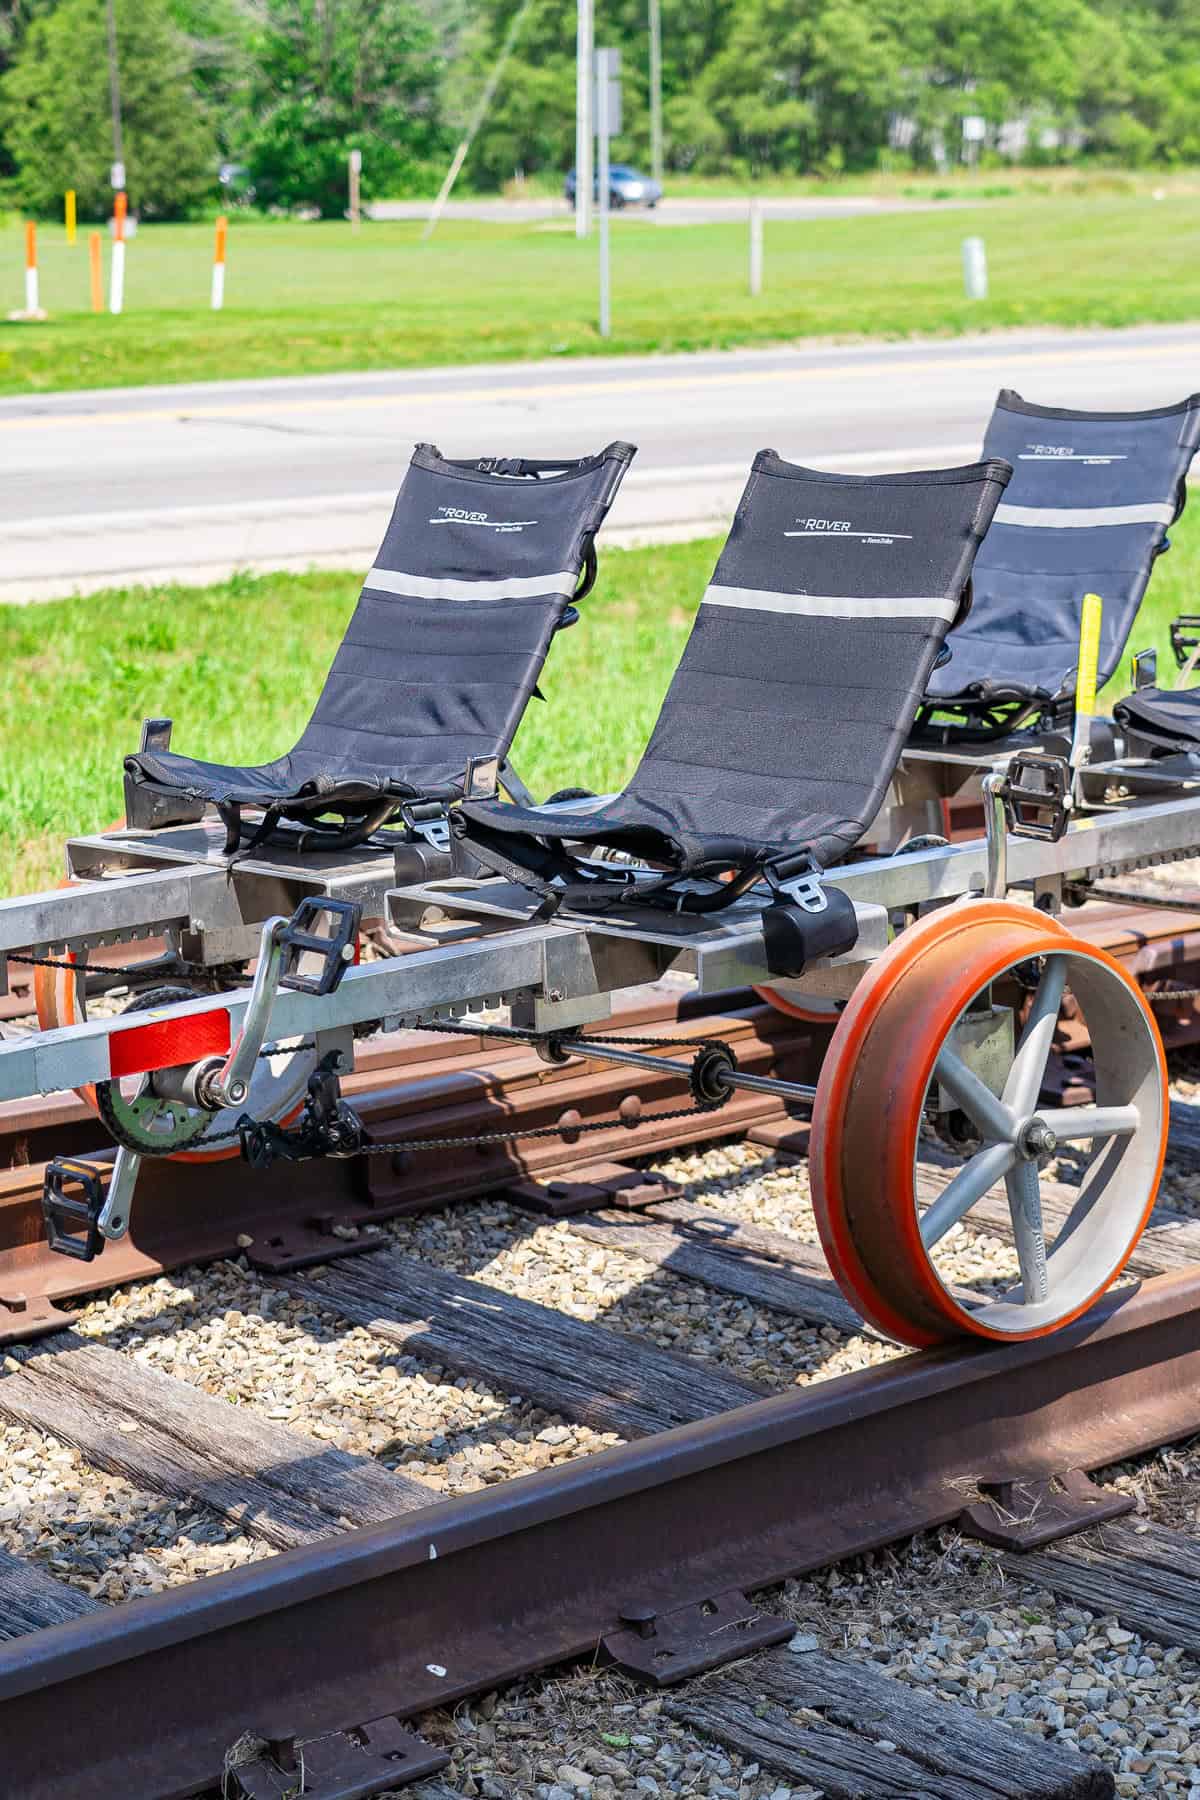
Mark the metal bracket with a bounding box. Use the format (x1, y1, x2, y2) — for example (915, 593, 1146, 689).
(959, 1468, 1134, 1552)
(505, 1159, 683, 1216)
(602, 1588, 792, 1685)
(463, 754, 500, 801)
(124, 717, 209, 831)
(1131, 646, 1158, 691)
(226, 1717, 448, 1799)
(238, 1053, 363, 1171)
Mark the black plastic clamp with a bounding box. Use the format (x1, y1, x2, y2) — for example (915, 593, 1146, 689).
(278, 897, 361, 996)
(41, 1159, 107, 1261)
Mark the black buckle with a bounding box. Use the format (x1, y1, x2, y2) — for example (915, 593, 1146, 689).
(763, 849, 817, 895)
(42, 1159, 107, 1261)
(999, 752, 1071, 843)
(278, 897, 361, 996)
(1172, 614, 1200, 669)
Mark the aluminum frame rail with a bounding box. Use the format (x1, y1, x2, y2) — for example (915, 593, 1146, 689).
(0, 832, 399, 966)
(395, 792, 1200, 934)
(1, 1269, 1198, 1800)
(0, 903, 871, 1101)
(7, 797, 1200, 1104)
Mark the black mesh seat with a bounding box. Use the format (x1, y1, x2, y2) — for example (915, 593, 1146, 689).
(915, 390, 1200, 741)
(453, 452, 1010, 913)
(124, 442, 634, 851)
(1114, 685, 1200, 758)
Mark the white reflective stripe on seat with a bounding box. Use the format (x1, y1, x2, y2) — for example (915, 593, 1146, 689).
(364, 568, 578, 601)
(993, 502, 1176, 529)
(702, 585, 959, 622)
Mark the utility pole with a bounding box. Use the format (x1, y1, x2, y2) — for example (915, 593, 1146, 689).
(424, 0, 537, 242)
(575, 0, 593, 237)
(595, 47, 621, 337)
(105, 0, 126, 196)
(648, 0, 663, 186)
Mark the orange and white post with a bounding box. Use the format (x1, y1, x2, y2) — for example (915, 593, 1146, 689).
(109, 191, 127, 315)
(211, 214, 228, 310)
(89, 232, 103, 312)
(24, 221, 38, 314)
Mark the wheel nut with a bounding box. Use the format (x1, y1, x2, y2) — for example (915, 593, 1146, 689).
(1023, 1119, 1056, 1156)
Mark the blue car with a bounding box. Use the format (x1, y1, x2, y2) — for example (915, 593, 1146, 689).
(564, 165, 663, 209)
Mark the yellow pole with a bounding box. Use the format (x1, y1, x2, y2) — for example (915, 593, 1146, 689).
(1075, 593, 1104, 718)
(65, 189, 77, 245)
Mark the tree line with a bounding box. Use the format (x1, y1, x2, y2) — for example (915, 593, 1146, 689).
(2, 0, 1198, 221)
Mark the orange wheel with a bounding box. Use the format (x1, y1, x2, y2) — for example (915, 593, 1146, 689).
(811, 899, 1167, 1347)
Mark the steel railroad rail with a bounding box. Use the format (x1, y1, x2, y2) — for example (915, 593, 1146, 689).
(1, 1187, 1198, 1798)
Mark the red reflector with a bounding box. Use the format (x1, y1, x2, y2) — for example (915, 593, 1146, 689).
(108, 1009, 231, 1080)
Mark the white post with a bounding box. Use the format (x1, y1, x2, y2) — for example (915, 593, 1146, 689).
(575, 0, 593, 237)
(349, 147, 362, 232)
(648, 0, 663, 186)
(110, 241, 125, 314)
(109, 191, 127, 315)
(749, 197, 763, 297)
(24, 222, 38, 314)
(962, 235, 988, 300)
(596, 51, 611, 337)
(211, 215, 227, 310)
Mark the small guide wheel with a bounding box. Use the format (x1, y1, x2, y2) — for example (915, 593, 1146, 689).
(752, 984, 843, 1025)
(811, 898, 1167, 1347)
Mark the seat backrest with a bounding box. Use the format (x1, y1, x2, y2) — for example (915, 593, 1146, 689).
(929, 390, 1200, 705)
(292, 442, 634, 791)
(621, 451, 1011, 867)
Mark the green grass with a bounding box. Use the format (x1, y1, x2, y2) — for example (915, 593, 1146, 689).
(3, 190, 1200, 395)
(2, 512, 1196, 897)
(0, 535, 714, 895)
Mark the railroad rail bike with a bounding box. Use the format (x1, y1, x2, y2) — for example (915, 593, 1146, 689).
(3, 397, 1200, 1351)
(8, 394, 1200, 1799)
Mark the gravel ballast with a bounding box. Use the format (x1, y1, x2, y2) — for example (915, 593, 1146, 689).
(3, 1072, 1200, 1795)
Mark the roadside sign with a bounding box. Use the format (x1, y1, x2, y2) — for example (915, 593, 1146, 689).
(594, 47, 621, 139)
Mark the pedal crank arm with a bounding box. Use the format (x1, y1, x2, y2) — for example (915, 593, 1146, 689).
(97, 1146, 141, 1241)
(199, 900, 362, 1111)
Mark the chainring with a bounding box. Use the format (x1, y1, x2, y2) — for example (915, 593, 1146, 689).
(93, 985, 220, 1156)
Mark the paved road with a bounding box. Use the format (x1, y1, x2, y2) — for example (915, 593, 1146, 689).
(371, 194, 966, 225)
(2, 323, 1198, 603)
